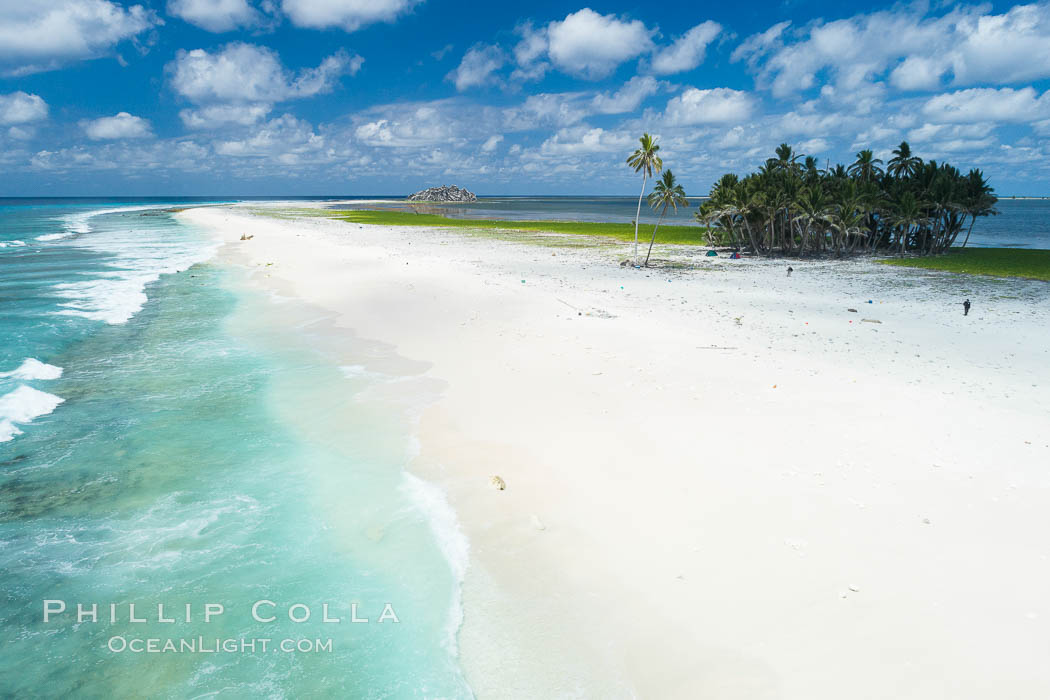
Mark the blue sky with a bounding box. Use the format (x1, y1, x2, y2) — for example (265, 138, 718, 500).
(2, 0, 1049, 196)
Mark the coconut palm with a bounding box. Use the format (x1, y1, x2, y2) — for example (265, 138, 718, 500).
(769, 143, 802, 174)
(848, 150, 884, 181)
(959, 169, 998, 248)
(794, 185, 831, 258)
(699, 143, 995, 257)
(887, 141, 921, 178)
(889, 191, 929, 256)
(626, 133, 663, 263)
(644, 170, 688, 266)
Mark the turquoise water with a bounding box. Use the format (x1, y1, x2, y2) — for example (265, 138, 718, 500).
(0, 202, 471, 697)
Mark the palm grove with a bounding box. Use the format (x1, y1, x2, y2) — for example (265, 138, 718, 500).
(627, 134, 997, 261)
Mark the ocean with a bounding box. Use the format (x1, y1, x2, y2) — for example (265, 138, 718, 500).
(0, 199, 471, 697)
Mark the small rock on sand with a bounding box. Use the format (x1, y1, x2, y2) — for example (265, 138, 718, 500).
(490, 475, 506, 491)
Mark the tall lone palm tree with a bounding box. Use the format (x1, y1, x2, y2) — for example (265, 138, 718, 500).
(644, 170, 688, 266)
(627, 133, 663, 263)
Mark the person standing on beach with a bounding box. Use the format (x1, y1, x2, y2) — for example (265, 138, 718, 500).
(963, 299, 971, 316)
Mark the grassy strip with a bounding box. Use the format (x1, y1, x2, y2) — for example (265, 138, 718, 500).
(879, 248, 1050, 281)
(329, 208, 712, 245)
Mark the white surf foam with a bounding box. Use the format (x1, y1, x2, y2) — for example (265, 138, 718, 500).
(0, 358, 63, 380)
(47, 205, 221, 324)
(0, 419, 22, 442)
(0, 385, 65, 442)
(36, 205, 184, 243)
(0, 240, 26, 247)
(400, 472, 470, 656)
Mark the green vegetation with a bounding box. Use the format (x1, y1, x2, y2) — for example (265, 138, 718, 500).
(330, 209, 712, 245)
(879, 248, 1050, 281)
(699, 141, 998, 257)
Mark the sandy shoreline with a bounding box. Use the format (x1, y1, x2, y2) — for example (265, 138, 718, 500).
(182, 204, 1050, 699)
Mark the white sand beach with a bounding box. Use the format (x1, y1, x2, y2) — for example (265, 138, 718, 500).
(183, 204, 1050, 699)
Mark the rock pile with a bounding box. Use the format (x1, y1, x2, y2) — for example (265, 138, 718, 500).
(407, 185, 477, 202)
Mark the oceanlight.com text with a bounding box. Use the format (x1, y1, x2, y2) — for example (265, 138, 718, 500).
(107, 636, 334, 654)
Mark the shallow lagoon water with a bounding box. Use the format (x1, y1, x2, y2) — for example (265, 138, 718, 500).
(0, 202, 471, 697)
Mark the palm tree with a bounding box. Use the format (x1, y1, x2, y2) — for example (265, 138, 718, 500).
(767, 143, 802, 175)
(959, 169, 998, 248)
(887, 141, 921, 178)
(830, 180, 868, 256)
(700, 144, 995, 257)
(626, 133, 663, 263)
(795, 185, 831, 258)
(700, 174, 741, 249)
(644, 170, 688, 266)
(889, 191, 929, 256)
(848, 150, 884, 182)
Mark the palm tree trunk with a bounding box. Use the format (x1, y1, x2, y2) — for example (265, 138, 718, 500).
(644, 205, 668, 266)
(726, 216, 741, 251)
(633, 173, 647, 263)
(741, 216, 759, 254)
(767, 214, 775, 257)
(960, 216, 977, 249)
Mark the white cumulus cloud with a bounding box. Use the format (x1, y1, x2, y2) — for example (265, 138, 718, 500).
(447, 45, 504, 91)
(650, 21, 721, 75)
(354, 105, 458, 148)
(922, 87, 1050, 124)
(0, 0, 159, 75)
(81, 112, 152, 140)
(180, 103, 273, 129)
(214, 114, 325, 162)
(167, 0, 259, 32)
(591, 76, 663, 114)
(169, 43, 358, 104)
(546, 8, 654, 79)
(664, 87, 756, 126)
(736, 3, 1050, 98)
(0, 92, 49, 125)
(511, 22, 549, 81)
(280, 0, 419, 31)
(540, 126, 632, 155)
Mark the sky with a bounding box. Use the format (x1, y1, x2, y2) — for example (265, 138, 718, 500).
(1, 0, 1049, 196)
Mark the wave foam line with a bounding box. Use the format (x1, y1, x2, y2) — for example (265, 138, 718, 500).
(0, 358, 63, 380)
(48, 206, 221, 324)
(36, 204, 177, 242)
(0, 385, 64, 443)
(400, 472, 469, 657)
